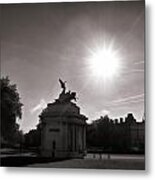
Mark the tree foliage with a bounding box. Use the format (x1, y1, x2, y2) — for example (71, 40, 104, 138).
(86, 113, 144, 153)
(0, 76, 23, 143)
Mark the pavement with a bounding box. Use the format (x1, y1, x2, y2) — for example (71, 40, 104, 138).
(0, 149, 145, 170)
(28, 158, 145, 170)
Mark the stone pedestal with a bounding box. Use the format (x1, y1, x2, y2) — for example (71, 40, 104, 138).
(40, 101, 87, 158)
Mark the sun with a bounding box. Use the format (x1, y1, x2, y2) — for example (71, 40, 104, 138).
(88, 45, 122, 82)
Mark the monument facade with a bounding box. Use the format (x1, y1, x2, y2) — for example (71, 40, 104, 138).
(39, 79, 87, 158)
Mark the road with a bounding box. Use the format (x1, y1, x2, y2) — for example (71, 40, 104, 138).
(0, 149, 145, 170)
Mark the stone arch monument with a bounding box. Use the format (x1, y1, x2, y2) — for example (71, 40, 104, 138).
(39, 79, 87, 158)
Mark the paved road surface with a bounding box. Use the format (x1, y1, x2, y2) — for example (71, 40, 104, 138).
(28, 155, 145, 170)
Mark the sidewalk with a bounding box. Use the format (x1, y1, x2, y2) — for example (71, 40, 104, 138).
(28, 158, 145, 170)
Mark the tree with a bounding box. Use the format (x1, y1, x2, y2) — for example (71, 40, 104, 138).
(86, 115, 111, 149)
(0, 76, 23, 144)
(24, 129, 41, 148)
(125, 113, 136, 124)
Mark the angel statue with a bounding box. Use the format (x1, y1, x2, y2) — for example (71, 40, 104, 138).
(59, 78, 67, 94)
(57, 78, 77, 103)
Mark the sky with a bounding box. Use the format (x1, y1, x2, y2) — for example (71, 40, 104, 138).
(1, 1, 145, 133)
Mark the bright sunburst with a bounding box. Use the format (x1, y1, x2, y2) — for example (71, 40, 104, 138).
(87, 42, 122, 83)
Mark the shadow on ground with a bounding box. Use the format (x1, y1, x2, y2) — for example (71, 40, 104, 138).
(0, 156, 69, 167)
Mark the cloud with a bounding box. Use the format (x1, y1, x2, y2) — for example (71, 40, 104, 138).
(124, 69, 144, 75)
(134, 61, 144, 65)
(30, 99, 47, 114)
(113, 93, 144, 103)
(105, 94, 144, 107)
(90, 109, 110, 121)
(100, 109, 110, 116)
